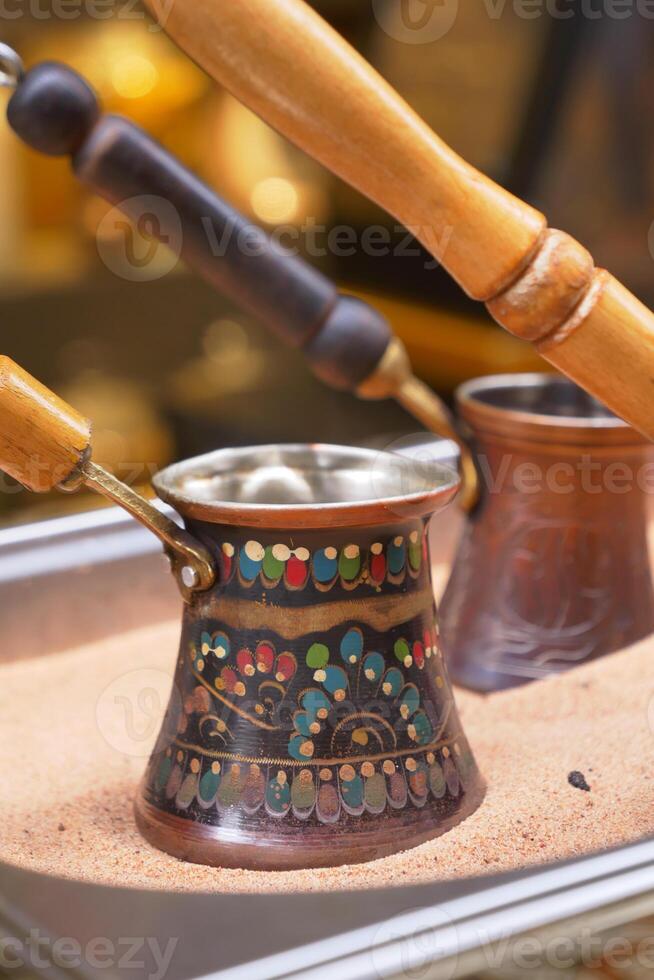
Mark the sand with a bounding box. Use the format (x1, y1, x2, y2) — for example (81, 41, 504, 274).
(2, 605, 654, 896)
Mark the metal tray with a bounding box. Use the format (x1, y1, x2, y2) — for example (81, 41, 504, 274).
(0, 508, 653, 980)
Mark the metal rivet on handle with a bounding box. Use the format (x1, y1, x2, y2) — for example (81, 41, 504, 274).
(181, 566, 199, 589)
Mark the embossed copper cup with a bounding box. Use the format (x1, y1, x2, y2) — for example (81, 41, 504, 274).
(440, 374, 654, 692)
(135, 444, 485, 870)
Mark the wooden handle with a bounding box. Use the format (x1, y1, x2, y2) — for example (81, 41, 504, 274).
(144, 0, 545, 303)
(7, 63, 392, 391)
(73, 118, 393, 389)
(143, 0, 654, 443)
(0, 356, 91, 492)
(0, 353, 213, 596)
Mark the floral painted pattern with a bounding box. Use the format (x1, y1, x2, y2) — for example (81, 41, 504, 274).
(148, 619, 467, 826)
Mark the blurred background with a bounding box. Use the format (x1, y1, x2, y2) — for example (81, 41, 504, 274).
(0, 1, 652, 524)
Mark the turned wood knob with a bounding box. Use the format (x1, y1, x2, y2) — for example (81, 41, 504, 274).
(0, 356, 91, 492)
(7, 62, 99, 156)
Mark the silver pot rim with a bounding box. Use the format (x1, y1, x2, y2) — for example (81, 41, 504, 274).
(153, 442, 460, 529)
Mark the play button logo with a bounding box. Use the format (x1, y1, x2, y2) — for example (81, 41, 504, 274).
(372, 0, 459, 44)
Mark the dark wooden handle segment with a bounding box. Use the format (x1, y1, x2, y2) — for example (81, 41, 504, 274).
(7, 63, 392, 392)
(74, 118, 391, 388)
(0, 356, 91, 492)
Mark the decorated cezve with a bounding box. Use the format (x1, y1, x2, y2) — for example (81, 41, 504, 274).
(142, 517, 483, 854)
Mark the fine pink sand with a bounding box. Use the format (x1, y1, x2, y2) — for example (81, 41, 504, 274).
(2, 612, 653, 894)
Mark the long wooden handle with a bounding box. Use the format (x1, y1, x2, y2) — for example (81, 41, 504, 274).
(145, 0, 545, 303)
(146, 0, 654, 441)
(0, 356, 91, 492)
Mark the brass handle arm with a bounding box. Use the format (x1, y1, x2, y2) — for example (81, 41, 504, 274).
(76, 461, 215, 601)
(0, 354, 215, 601)
(357, 339, 479, 511)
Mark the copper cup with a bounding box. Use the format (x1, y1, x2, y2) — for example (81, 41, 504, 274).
(136, 444, 486, 870)
(440, 374, 654, 692)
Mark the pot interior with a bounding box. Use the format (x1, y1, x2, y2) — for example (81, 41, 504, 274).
(153, 443, 460, 528)
(461, 374, 620, 424)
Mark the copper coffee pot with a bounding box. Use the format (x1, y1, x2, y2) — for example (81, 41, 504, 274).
(0, 356, 484, 870)
(440, 374, 654, 691)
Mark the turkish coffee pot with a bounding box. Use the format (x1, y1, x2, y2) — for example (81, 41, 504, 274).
(440, 374, 654, 691)
(0, 356, 484, 869)
(0, 49, 489, 870)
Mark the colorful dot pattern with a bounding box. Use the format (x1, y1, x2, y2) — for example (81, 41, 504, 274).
(218, 531, 427, 592)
